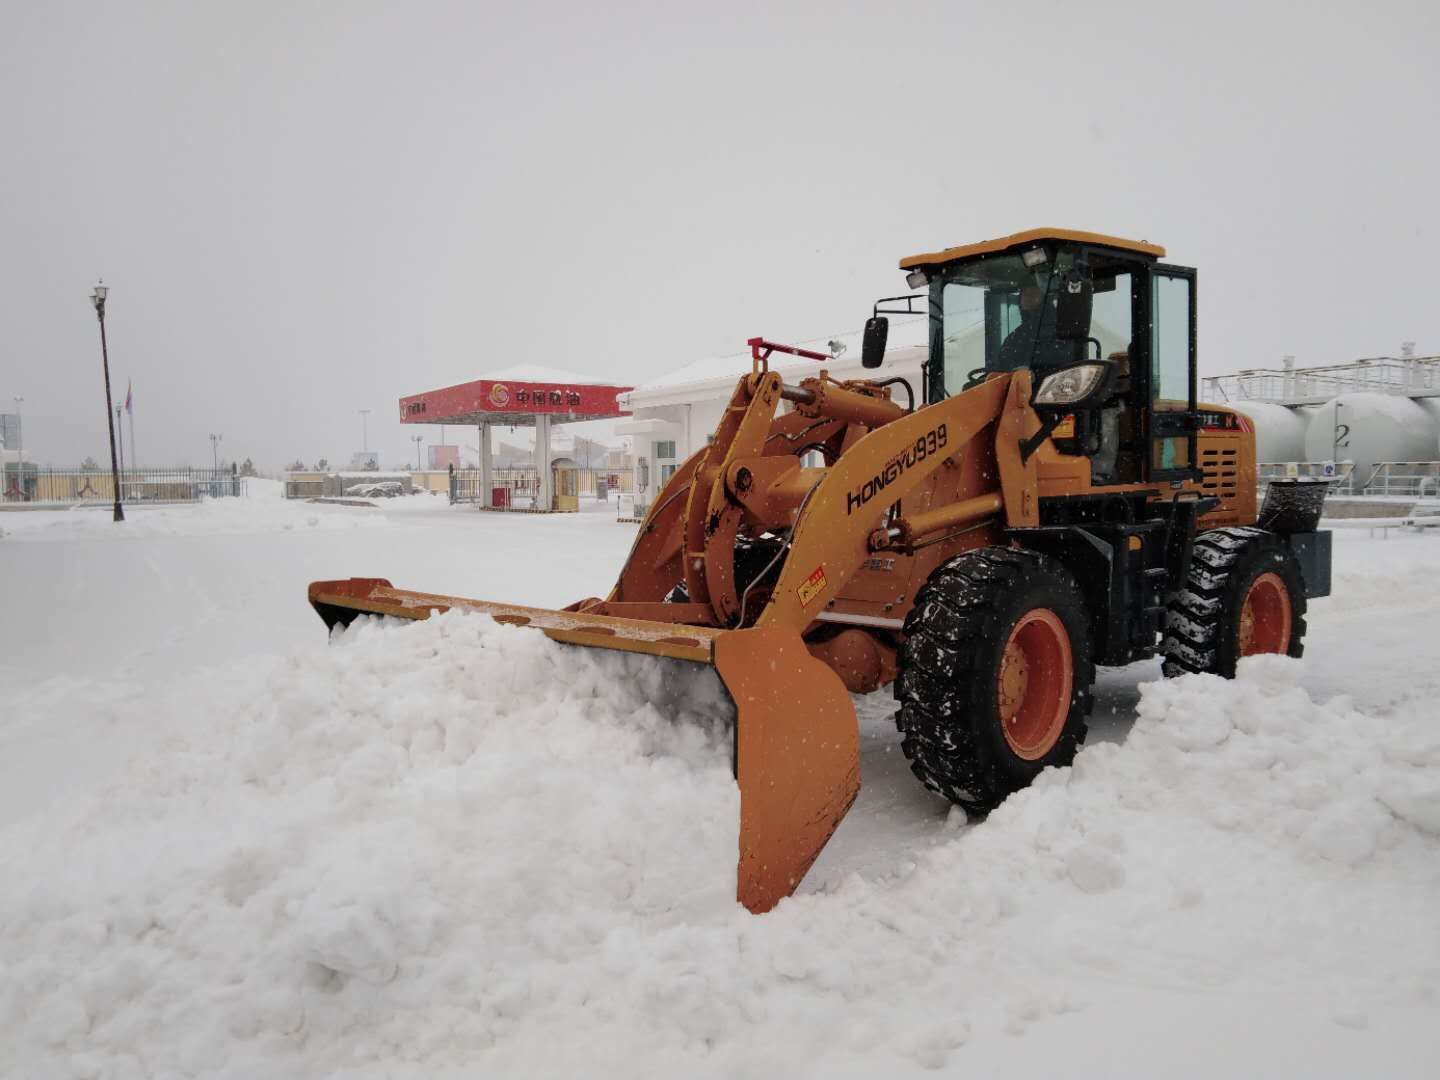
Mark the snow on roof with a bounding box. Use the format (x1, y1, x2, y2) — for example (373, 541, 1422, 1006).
(628, 317, 929, 400)
(481, 364, 627, 387)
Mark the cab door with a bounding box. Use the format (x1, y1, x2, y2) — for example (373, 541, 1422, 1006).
(1146, 265, 1198, 480)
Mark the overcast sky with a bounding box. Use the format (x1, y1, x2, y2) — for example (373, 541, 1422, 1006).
(2, 0, 1436, 469)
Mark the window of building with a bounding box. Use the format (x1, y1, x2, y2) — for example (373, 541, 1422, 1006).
(654, 440, 676, 460)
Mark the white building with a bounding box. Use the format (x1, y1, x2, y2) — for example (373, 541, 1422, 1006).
(616, 343, 927, 513)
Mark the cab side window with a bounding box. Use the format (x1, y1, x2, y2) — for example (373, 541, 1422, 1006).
(1091, 272, 1133, 366)
(1150, 271, 1195, 472)
(1151, 275, 1191, 411)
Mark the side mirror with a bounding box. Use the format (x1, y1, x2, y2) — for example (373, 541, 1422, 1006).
(862, 316, 888, 368)
(1055, 272, 1093, 340)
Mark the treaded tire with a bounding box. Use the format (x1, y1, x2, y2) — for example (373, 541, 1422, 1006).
(1161, 526, 1307, 679)
(894, 547, 1094, 814)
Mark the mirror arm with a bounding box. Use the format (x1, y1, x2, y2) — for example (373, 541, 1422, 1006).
(871, 293, 926, 318)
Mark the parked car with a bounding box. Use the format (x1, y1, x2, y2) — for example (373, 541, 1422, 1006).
(344, 481, 403, 498)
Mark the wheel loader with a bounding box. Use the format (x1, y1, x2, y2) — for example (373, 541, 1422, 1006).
(309, 228, 1333, 913)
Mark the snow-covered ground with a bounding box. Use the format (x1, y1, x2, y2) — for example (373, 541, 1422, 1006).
(2, 483, 1438, 1078)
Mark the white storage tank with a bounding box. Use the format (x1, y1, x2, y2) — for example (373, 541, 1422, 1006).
(1232, 402, 1308, 462)
(1303, 393, 1439, 486)
(1416, 398, 1440, 457)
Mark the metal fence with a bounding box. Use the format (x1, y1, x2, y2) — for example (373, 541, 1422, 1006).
(1338, 461, 1440, 499)
(1, 465, 244, 505)
(449, 467, 631, 507)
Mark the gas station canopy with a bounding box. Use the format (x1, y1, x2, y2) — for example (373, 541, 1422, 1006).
(399, 364, 632, 427)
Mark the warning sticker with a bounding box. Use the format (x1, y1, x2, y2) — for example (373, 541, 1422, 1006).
(1052, 414, 1075, 439)
(797, 565, 828, 607)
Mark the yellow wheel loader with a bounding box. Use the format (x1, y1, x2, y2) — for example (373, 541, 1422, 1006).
(310, 228, 1333, 913)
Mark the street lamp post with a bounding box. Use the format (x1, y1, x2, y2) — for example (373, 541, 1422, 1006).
(91, 282, 125, 522)
(210, 433, 223, 471)
(412, 434, 423, 470)
(359, 409, 371, 453)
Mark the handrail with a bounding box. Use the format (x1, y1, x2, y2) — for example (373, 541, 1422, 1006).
(1257, 460, 1440, 498)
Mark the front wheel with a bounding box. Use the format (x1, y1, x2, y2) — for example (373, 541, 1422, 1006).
(894, 548, 1094, 814)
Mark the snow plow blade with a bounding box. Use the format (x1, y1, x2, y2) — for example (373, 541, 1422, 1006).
(307, 577, 722, 661)
(308, 578, 861, 913)
(715, 626, 860, 913)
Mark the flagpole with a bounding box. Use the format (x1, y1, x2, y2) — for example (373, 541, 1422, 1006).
(125, 381, 136, 475)
(116, 404, 126, 499)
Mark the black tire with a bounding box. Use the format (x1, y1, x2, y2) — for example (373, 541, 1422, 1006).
(1161, 526, 1307, 679)
(894, 547, 1094, 814)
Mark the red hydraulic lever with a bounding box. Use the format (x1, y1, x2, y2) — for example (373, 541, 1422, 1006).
(748, 337, 833, 373)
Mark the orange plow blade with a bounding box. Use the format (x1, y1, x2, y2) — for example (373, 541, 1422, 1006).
(307, 578, 723, 661)
(715, 627, 861, 913)
(308, 578, 861, 913)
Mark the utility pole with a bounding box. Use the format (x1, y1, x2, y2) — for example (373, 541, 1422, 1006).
(210, 432, 223, 471)
(412, 434, 424, 470)
(90, 282, 124, 522)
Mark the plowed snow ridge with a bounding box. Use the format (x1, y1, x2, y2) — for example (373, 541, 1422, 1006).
(3, 608, 1438, 1078)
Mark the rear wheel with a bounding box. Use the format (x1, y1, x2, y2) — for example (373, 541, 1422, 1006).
(894, 548, 1094, 814)
(1161, 526, 1307, 679)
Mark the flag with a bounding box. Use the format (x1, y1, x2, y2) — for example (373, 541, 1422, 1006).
(125, 380, 133, 415)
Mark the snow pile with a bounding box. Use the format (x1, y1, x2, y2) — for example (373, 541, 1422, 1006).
(2, 615, 1438, 1077)
(0, 486, 392, 542)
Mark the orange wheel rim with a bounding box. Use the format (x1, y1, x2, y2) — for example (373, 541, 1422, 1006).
(997, 608, 1073, 760)
(1239, 572, 1292, 656)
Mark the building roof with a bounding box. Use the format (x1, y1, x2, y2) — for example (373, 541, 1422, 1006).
(625, 315, 930, 397)
(899, 227, 1165, 270)
(479, 363, 628, 387)
(624, 343, 928, 409)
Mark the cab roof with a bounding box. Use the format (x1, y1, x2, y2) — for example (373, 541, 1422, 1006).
(899, 228, 1165, 270)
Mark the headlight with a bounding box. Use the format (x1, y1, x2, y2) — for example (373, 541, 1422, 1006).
(1034, 363, 1110, 406)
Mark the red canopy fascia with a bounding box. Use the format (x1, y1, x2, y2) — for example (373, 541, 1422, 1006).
(399, 377, 633, 426)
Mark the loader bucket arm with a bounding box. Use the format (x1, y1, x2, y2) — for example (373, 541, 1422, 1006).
(604, 411, 848, 606)
(607, 446, 707, 603)
(756, 374, 1014, 627)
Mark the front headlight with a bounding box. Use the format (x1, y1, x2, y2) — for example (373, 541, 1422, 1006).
(1034, 363, 1110, 406)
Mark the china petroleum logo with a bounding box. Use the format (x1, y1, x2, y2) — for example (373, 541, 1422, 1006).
(489, 383, 511, 407)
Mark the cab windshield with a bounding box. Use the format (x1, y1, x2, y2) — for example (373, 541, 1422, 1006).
(928, 248, 1082, 397)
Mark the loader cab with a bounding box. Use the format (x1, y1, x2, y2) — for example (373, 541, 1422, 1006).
(901, 228, 1199, 486)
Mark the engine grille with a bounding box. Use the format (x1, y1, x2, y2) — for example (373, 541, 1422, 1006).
(1199, 445, 1239, 502)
